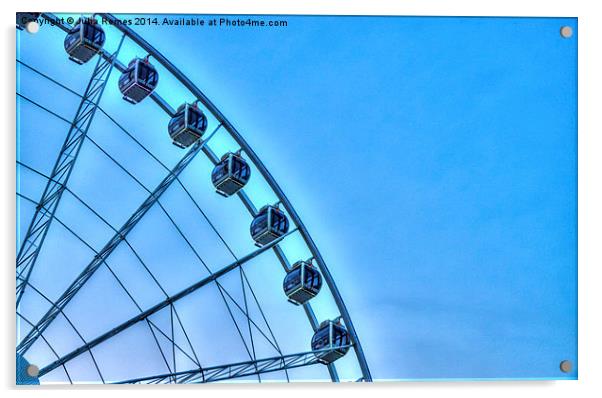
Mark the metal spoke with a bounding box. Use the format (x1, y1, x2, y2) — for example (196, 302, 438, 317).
(101, 258, 199, 370)
(17, 59, 82, 98)
(17, 191, 199, 379)
(170, 305, 176, 378)
(19, 157, 252, 378)
(239, 267, 260, 382)
(77, 129, 281, 364)
(146, 318, 173, 379)
(37, 228, 297, 377)
(216, 283, 282, 352)
(79, 130, 266, 362)
(17, 129, 217, 356)
(17, 162, 175, 302)
(16, 59, 175, 175)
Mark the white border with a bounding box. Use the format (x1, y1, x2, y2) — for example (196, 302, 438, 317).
(2, 1, 600, 397)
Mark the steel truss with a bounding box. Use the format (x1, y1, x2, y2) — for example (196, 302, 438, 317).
(115, 347, 350, 384)
(16, 34, 125, 306)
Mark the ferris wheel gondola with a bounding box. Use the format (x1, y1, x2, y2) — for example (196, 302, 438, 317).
(63, 18, 105, 65)
(211, 151, 251, 196)
(168, 102, 208, 148)
(118, 56, 159, 104)
(283, 260, 322, 305)
(250, 204, 289, 247)
(311, 319, 351, 364)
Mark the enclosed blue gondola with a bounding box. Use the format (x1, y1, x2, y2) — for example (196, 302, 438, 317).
(250, 204, 289, 247)
(211, 151, 251, 196)
(283, 260, 322, 305)
(168, 102, 208, 148)
(63, 18, 105, 65)
(118, 57, 159, 104)
(311, 319, 351, 364)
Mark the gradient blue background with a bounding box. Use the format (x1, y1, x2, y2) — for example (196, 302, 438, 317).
(16, 15, 577, 382)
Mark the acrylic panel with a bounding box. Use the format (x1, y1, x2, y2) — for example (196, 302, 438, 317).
(15, 13, 577, 384)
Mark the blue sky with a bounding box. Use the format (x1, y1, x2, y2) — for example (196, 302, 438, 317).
(17, 15, 577, 382)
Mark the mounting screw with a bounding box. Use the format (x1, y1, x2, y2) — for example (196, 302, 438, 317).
(560, 26, 573, 39)
(559, 360, 572, 373)
(26, 364, 39, 377)
(25, 21, 39, 34)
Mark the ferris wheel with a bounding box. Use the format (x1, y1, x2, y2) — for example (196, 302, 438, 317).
(16, 12, 372, 384)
